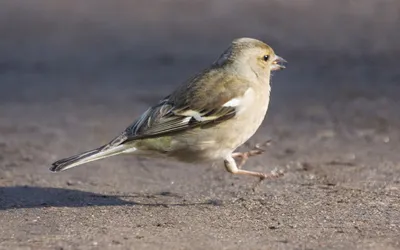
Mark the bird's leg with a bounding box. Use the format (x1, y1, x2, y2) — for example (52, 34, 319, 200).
(232, 150, 262, 169)
(232, 141, 271, 169)
(224, 157, 283, 181)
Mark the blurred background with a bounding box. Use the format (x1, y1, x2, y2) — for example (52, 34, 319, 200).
(1, 0, 400, 172)
(0, 0, 400, 178)
(1, 2, 400, 248)
(1, 0, 399, 103)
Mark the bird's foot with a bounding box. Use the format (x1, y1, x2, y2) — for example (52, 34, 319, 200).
(232, 140, 272, 169)
(251, 168, 285, 192)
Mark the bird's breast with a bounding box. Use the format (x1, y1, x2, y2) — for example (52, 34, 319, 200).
(230, 85, 271, 146)
(138, 83, 271, 163)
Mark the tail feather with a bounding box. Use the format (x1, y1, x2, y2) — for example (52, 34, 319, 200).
(50, 144, 135, 172)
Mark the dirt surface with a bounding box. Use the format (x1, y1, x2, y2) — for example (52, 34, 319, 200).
(1, 1, 400, 249)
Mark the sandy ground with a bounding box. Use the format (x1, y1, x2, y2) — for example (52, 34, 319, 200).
(1, 1, 400, 249)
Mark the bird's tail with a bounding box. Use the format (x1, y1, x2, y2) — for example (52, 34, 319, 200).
(50, 144, 135, 172)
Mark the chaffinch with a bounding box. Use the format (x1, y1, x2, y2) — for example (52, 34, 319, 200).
(51, 37, 286, 180)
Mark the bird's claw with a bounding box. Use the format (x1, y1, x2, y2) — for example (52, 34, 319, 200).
(259, 168, 285, 181)
(252, 168, 285, 192)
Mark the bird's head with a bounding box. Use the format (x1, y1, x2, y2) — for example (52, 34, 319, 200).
(215, 38, 286, 76)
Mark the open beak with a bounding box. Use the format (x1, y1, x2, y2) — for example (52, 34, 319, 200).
(271, 55, 287, 71)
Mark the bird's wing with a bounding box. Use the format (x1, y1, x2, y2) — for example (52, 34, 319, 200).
(108, 73, 251, 146)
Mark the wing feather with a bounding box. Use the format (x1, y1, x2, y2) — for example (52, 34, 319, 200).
(109, 71, 251, 145)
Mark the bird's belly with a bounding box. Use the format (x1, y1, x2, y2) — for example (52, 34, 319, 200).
(167, 108, 268, 163)
(224, 108, 267, 148)
(135, 92, 270, 163)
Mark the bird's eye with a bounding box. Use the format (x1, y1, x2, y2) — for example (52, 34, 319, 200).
(263, 55, 270, 61)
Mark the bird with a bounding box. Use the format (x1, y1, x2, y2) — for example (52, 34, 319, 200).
(50, 37, 286, 180)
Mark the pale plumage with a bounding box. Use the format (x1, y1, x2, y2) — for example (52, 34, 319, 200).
(50, 37, 286, 180)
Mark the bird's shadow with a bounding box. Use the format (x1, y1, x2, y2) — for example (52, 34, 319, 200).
(0, 186, 220, 210)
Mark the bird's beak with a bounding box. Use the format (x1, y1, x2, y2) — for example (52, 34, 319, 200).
(271, 55, 287, 71)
